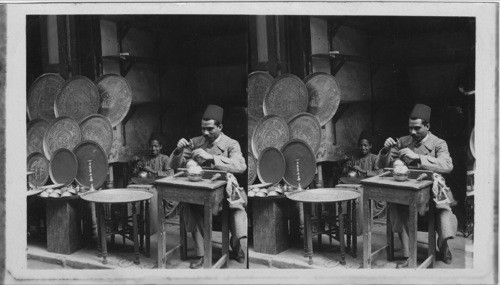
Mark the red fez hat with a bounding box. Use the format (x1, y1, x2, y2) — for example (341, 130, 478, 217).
(202, 104, 224, 123)
(410, 103, 431, 122)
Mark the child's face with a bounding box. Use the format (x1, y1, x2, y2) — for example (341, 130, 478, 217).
(358, 139, 372, 155)
(150, 139, 162, 156)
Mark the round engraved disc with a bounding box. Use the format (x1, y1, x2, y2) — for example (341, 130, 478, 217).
(27, 73, 65, 121)
(27, 118, 50, 157)
(281, 139, 317, 188)
(247, 152, 257, 185)
(251, 115, 290, 159)
(304, 72, 341, 126)
(287, 112, 322, 155)
(79, 114, 113, 156)
(263, 74, 309, 121)
(43, 116, 82, 160)
(95, 74, 133, 127)
(248, 71, 273, 118)
(27, 152, 50, 187)
(248, 114, 259, 147)
(73, 140, 108, 189)
(257, 147, 285, 184)
(49, 148, 78, 186)
(55, 76, 100, 122)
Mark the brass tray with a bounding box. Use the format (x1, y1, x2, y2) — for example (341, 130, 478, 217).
(49, 148, 78, 186)
(263, 74, 309, 121)
(95, 74, 133, 127)
(281, 139, 317, 188)
(27, 73, 65, 121)
(43, 116, 82, 160)
(79, 114, 113, 155)
(248, 71, 273, 118)
(247, 152, 257, 185)
(304, 72, 341, 126)
(81, 188, 153, 204)
(55, 75, 100, 122)
(27, 118, 50, 157)
(286, 188, 360, 203)
(73, 140, 108, 189)
(257, 147, 285, 185)
(251, 115, 290, 159)
(27, 152, 50, 187)
(287, 112, 322, 155)
(248, 114, 259, 147)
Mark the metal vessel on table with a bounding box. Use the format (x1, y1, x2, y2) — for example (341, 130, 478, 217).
(304, 72, 341, 126)
(43, 116, 82, 160)
(27, 73, 65, 121)
(287, 112, 322, 155)
(54, 75, 100, 123)
(95, 74, 133, 127)
(251, 115, 290, 159)
(79, 114, 114, 156)
(263, 74, 309, 121)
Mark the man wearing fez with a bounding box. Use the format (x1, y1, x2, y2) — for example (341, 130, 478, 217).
(170, 104, 248, 269)
(377, 103, 457, 267)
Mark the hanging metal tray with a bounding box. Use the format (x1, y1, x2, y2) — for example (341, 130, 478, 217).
(304, 72, 341, 126)
(248, 71, 274, 118)
(27, 152, 50, 187)
(54, 75, 100, 123)
(257, 147, 285, 185)
(27, 118, 50, 157)
(247, 152, 257, 185)
(79, 114, 113, 156)
(73, 140, 108, 189)
(287, 112, 322, 155)
(43, 116, 82, 160)
(251, 115, 290, 159)
(49, 148, 78, 186)
(281, 139, 317, 188)
(263, 74, 309, 121)
(95, 74, 133, 127)
(27, 73, 65, 121)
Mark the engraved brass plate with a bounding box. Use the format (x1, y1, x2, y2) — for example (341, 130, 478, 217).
(27, 118, 50, 157)
(257, 147, 285, 184)
(248, 71, 273, 118)
(263, 74, 309, 121)
(304, 72, 341, 126)
(49, 148, 78, 186)
(43, 116, 82, 160)
(287, 112, 322, 155)
(248, 152, 257, 185)
(74, 140, 108, 189)
(281, 139, 317, 188)
(27, 152, 50, 187)
(55, 76, 100, 122)
(79, 114, 113, 156)
(251, 115, 290, 159)
(95, 74, 133, 127)
(27, 73, 65, 121)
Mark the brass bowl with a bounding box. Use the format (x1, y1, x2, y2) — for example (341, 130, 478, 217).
(393, 171, 409, 182)
(186, 170, 204, 182)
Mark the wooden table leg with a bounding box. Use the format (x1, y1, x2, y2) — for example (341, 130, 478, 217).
(203, 202, 213, 269)
(139, 201, 144, 252)
(363, 196, 371, 268)
(387, 202, 394, 261)
(157, 189, 166, 269)
(303, 202, 313, 265)
(352, 199, 357, 258)
(145, 200, 150, 258)
(98, 204, 108, 264)
(132, 202, 140, 264)
(428, 199, 436, 268)
(96, 203, 102, 257)
(179, 205, 187, 261)
(346, 201, 351, 253)
(221, 199, 229, 269)
(338, 202, 346, 265)
(408, 196, 418, 268)
(316, 204, 322, 249)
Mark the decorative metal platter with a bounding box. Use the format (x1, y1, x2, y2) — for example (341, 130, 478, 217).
(27, 73, 65, 121)
(27, 118, 50, 157)
(248, 71, 273, 118)
(95, 74, 133, 127)
(287, 112, 322, 155)
(304, 72, 341, 126)
(79, 114, 113, 155)
(81, 188, 153, 204)
(73, 140, 108, 189)
(257, 147, 285, 185)
(247, 152, 257, 185)
(49, 148, 78, 186)
(43, 116, 82, 160)
(281, 139, 317, 188)
(263, 74, 309, 121)
(251, 115, 290, 159)
(27, 152, 50, 187)
(286, 188, 360, 203)
(248, 115, 259, 147)
(55, 75, 100, 122)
